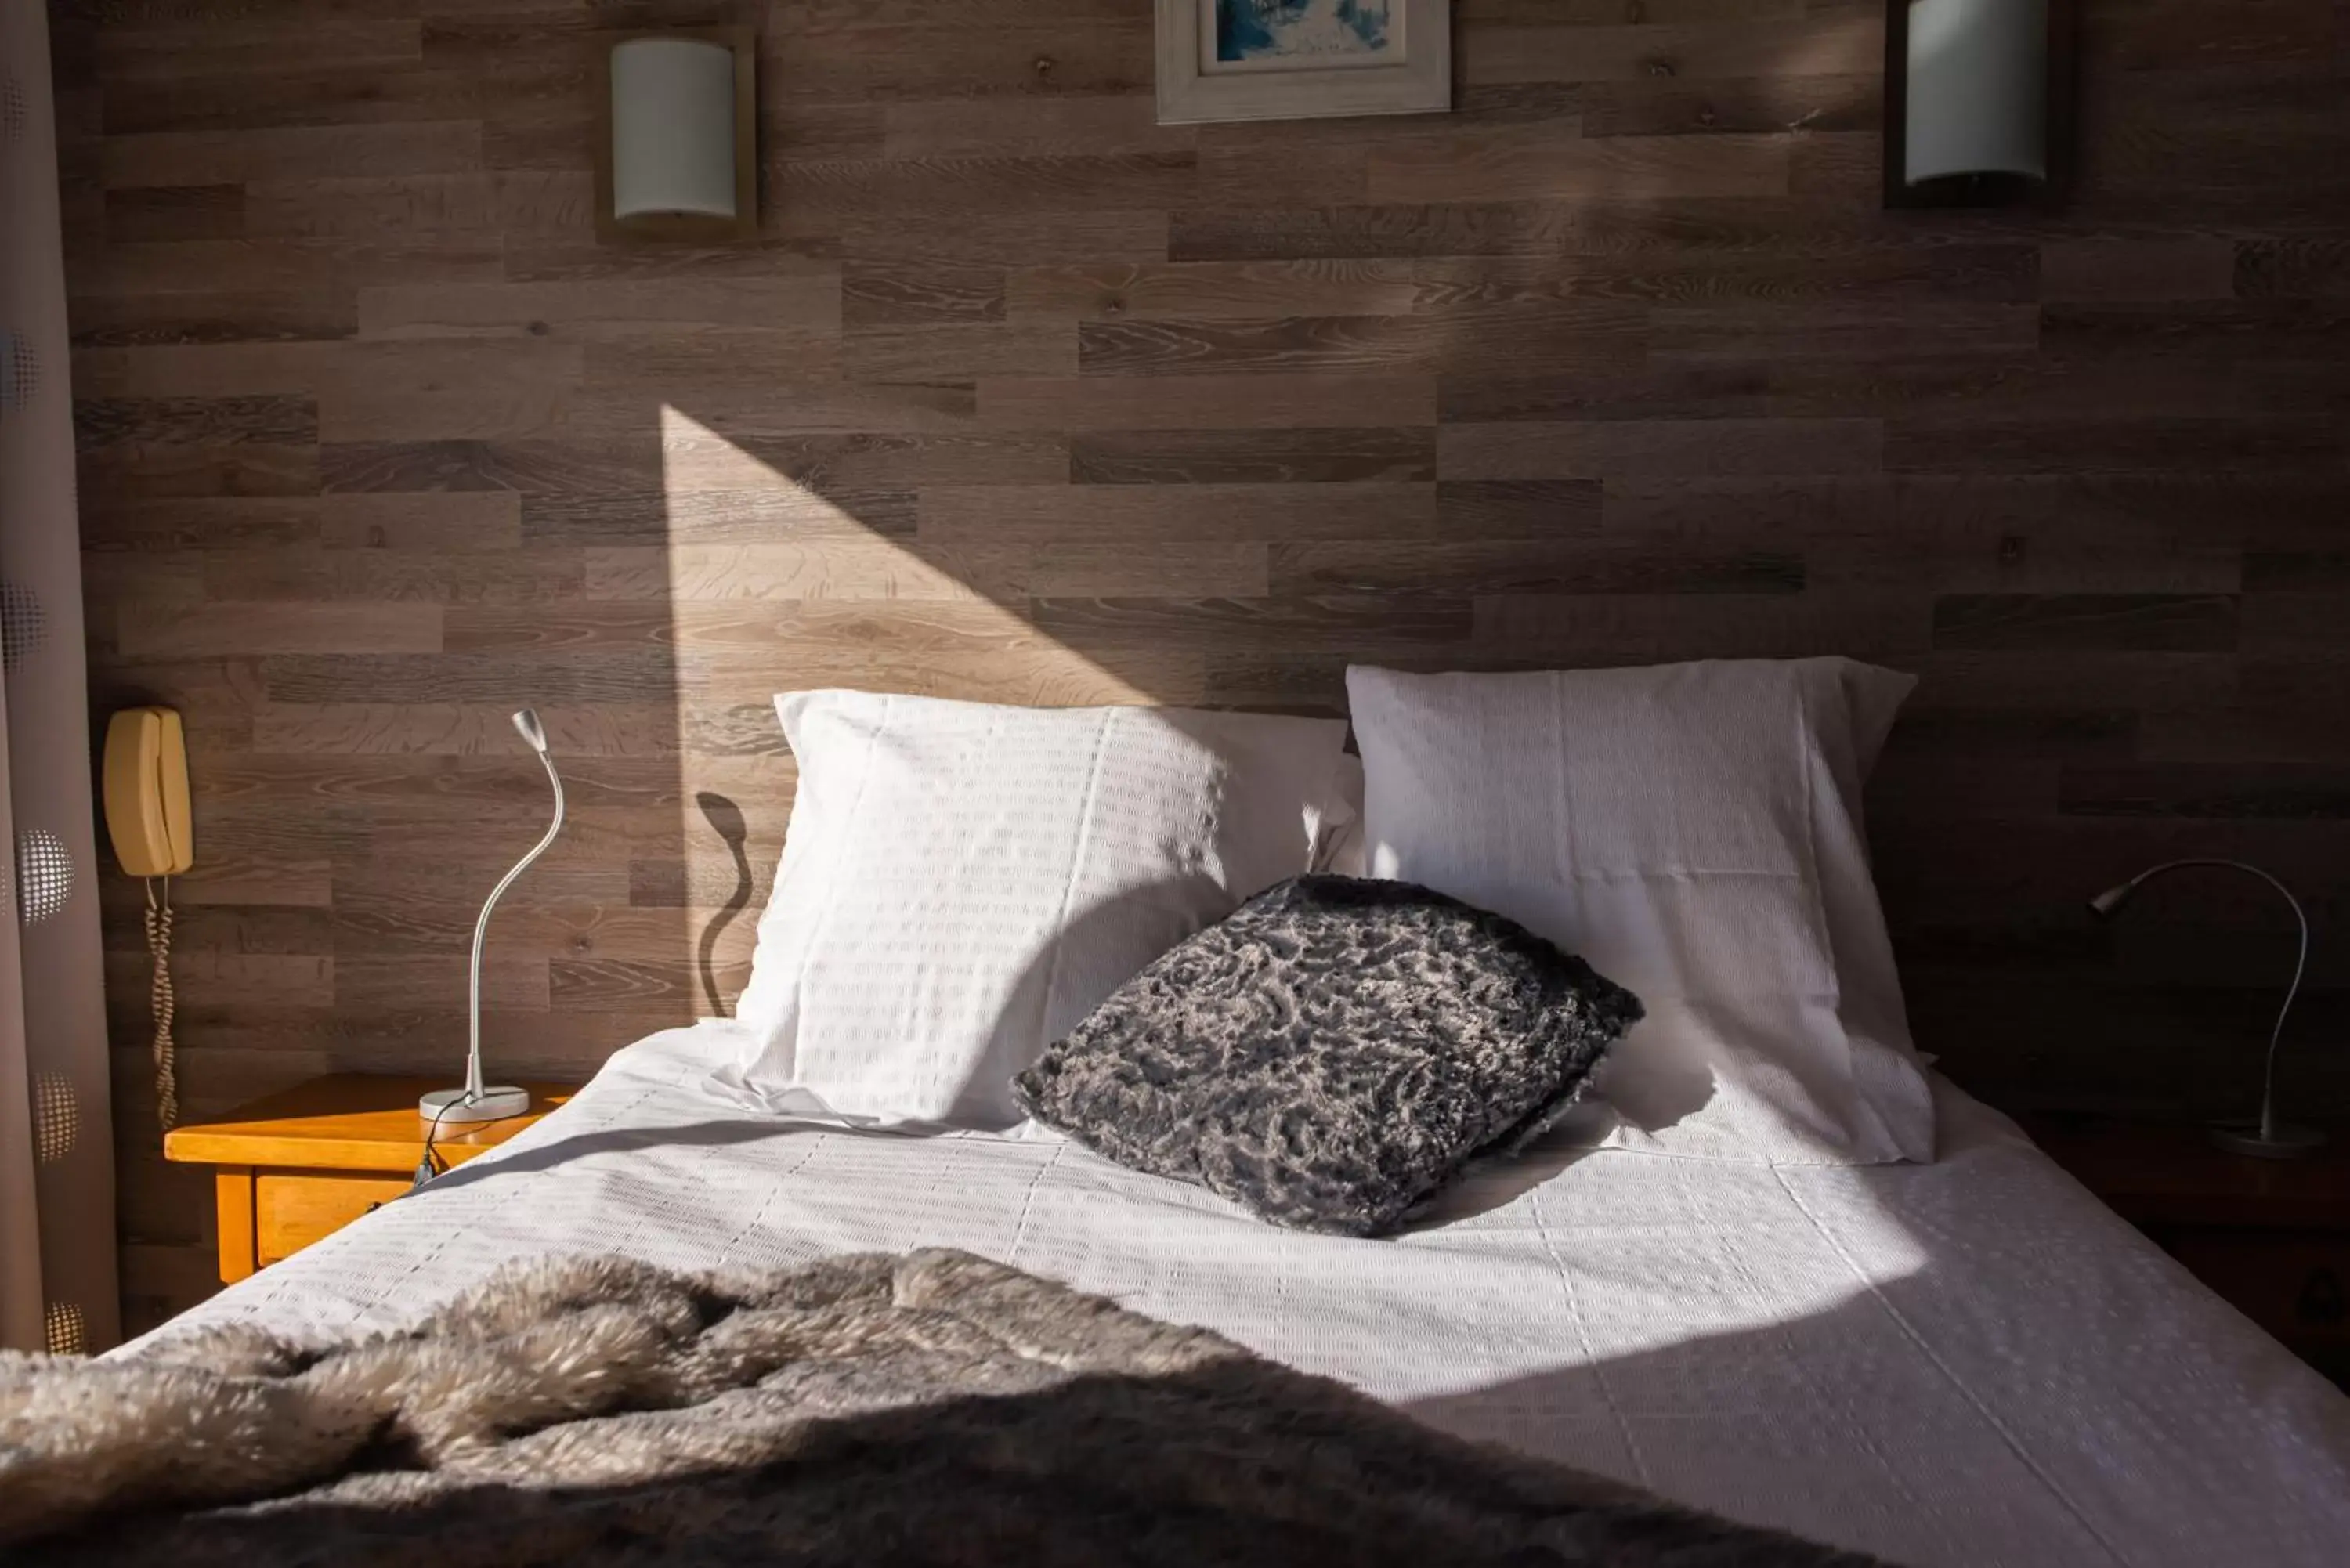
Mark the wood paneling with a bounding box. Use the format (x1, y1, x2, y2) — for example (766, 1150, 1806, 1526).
(57, 0, 2350, 1332)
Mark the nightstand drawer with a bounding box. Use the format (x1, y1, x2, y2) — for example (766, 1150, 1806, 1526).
(254, 1171, 413, 1266)
(170, 1076, 573, 1288)
(2157, 1227, 2350, 1347)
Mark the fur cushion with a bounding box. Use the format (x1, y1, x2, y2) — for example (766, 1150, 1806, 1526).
(1012, 875, 1643, 1236)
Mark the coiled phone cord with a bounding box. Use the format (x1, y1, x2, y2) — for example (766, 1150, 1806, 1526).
(144, 876, 176, 1132)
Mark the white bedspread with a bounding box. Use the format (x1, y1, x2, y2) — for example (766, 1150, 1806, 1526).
(132, 1024, 2350, 1566)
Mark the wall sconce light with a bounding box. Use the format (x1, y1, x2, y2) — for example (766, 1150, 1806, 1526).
(596, 28, 757, 243)
(1885, 0, 2077, 209)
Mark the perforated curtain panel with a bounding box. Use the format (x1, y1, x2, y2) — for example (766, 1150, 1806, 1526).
(0, 5, 118, 1354)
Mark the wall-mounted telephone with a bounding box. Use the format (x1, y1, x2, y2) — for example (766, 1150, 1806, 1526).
(103, 706, 193, 876)
(103, 707, 192, 1131)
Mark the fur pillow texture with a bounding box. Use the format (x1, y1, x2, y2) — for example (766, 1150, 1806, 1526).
(1013, 876, 1643, 1237)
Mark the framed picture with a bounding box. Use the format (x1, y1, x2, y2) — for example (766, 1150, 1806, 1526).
(1156, 0, 1451, 125)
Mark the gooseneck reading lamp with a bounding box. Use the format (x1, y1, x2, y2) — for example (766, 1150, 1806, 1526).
(2087, 859, 2319, 1160)
(421, 710, 565, 1125)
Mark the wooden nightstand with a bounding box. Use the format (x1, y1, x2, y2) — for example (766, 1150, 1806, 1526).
(2021, 1114, 2350, 1387)
(164, 1075, 574, 1284)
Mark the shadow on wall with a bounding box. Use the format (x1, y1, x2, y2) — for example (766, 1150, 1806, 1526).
(693, 792, 754, 1018)
(634, 0, 2350, 1125)
(624, 9, 1893, 1057)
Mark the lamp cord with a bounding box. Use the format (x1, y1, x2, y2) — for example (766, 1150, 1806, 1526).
(144, 876, 177, 1133)
(414, 1097, 462, 1190)
(412, 1099, 527, 1193)
(2124, 858, 2308, 1142)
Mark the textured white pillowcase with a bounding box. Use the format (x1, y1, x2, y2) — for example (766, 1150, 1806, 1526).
(723, 692, 1350, 1128)
(1345, 659, 1933, 1166)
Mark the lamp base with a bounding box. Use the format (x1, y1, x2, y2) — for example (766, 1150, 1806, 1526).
(2208, 1119, 2325, 1160)
(419, 1086, 531, 1125)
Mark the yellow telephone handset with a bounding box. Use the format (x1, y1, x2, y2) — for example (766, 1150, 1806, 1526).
(103, 706, 191, 1132)
(103, 706, 193, 877)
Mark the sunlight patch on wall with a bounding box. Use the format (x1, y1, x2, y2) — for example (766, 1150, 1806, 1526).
(651, 403, 1184, 1017)
(653, 403, 1170, 714)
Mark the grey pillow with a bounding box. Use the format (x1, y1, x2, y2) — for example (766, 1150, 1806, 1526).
(1011, 875, 1643, 1237)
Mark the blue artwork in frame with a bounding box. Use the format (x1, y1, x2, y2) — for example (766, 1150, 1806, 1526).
(1161, 0, 1446, 124)
(1215, 0, 1394, 66)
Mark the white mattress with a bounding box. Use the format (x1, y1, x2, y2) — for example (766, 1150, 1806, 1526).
(133, 1024, 2350, 1566)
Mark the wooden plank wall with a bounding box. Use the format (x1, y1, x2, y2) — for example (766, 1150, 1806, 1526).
(49, 0, 2350, 1332)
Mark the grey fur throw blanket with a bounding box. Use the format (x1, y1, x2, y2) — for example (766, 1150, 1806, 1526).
(2, 1248, 1884, 1566)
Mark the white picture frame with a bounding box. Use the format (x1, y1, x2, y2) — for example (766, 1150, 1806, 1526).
(1156, 0, 1452, 125)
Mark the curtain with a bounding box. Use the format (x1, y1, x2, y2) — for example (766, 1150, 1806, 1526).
(1, 4, 118, 1354)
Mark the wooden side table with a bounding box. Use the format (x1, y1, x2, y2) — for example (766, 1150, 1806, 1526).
(2021, 1113, 2350, 1386)
(164, 1075, 574, 1284)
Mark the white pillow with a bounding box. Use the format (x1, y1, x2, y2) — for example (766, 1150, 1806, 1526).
(1345, 659, 1933, 1165)
(723, 692, 1350, 1128)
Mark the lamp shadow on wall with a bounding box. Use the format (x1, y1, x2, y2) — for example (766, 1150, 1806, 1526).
(693, 791, 753, 1018)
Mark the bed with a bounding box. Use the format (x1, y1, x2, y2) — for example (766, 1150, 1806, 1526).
(125, 1019, 2350, 1568)
(83, 669, 2350, 1563)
